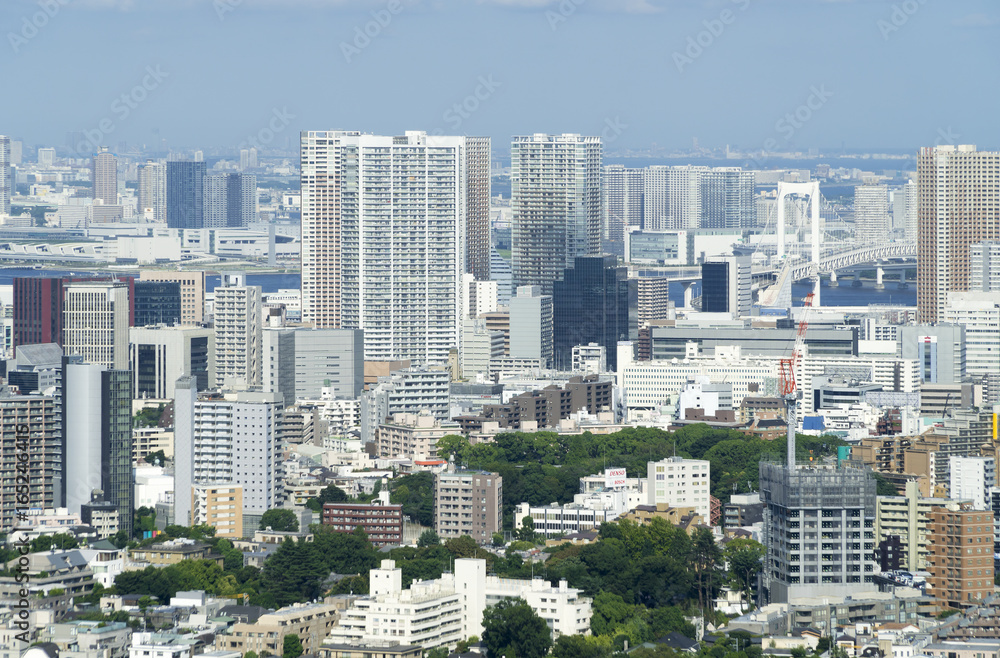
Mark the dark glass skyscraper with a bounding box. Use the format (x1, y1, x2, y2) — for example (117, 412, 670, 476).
(552, 255, 635, 371)
(134, 280, 182, 326)
(167, 161, 207, 229)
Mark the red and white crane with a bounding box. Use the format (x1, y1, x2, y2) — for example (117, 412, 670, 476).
(779, 292, 814, 470)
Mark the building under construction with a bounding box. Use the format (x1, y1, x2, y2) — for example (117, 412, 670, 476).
(760, 458, 878, 603)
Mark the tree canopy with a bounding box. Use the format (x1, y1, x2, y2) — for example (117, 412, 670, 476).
(259, 509, 299, 533)
(482, 597, 552, 658)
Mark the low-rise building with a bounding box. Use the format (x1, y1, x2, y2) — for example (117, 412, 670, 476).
(322, 498, 403, 548)
(129, 538, 223, 568)
(376, 411, 460, 460)
(129, 632, 197, 658)
(79, 539, 126, 588)
(213, 600, 343, 656)
(319, 642, 422, 658)
(325, 559, 590, 651)
(44, 620, 131, 658)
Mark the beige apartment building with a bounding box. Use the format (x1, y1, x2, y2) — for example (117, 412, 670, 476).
(214, 600, 344, 656)
(376, 411, 460, 460)
(192, 483, 243, 538)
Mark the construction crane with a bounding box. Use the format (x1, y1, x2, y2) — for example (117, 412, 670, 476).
(779, 292, 814, 470)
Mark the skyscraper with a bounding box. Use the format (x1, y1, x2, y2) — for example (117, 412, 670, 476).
(213, 273, 262, 389)
(62, 360, 134, 536)
(465, 137, 492, 281)
(0, 135, 10, 216)
(167, 160, 207, 229)
(511, 134, 602, 294)
(917, 145, 1000, 323)
(91, 147, 117, 206)
(602, 164, 644, 244)
(643, 166, 700, 231)
(854, 184, 891, 243)
(138, 161, 167, 222)
(205, 173, 257, 228)
(700, 167, 756, 230)
(62, 279, 131, 370)
(970, 242, 1000, 292)
(893, 180, 917, 241)
(300, 131, 480, 365)
(552, 255, 634, 371)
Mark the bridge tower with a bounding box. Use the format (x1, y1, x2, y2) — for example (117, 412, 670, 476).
(776, 181, 822, 306)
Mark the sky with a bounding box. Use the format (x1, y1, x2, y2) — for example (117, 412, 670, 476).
(2, 0, 998, 156)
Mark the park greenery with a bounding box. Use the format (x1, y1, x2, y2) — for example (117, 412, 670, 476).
(438, 424, 846, 524)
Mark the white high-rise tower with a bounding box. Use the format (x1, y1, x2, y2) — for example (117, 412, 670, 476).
(511, 134, 602, 294)
(300, 130, 480, 365)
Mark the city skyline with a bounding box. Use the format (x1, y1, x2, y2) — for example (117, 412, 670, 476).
(1, 0, 997, 154)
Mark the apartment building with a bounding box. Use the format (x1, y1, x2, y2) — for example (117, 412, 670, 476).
(434, 470, 502, 543)
(322, 501, 403, 547)
(647, 457, 711, 521)
(926, 504, 994, 608)
(376, 411, 461, 460)
(214, 601, 343, 656)
(875, 480, 969, 571)
(192, 483, 244, 539)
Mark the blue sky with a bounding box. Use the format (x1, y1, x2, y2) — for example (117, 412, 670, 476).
(3, 0, 997, 155)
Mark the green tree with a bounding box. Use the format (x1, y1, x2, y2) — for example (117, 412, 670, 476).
(482, 597, 552, 658)
(517, 517, 538, 543)
(691, 527, 721, 612)
(418, 529, 440, 547)
(426, 649, 449, 658)
(492, 533, 506, 547)
(436, 434, 470, 462)
(590, 592, 634, 637)
(552, 635, 610, 658)
(305, 484, 350, 512)
(144, 450, 168, 465)
(244, 652, 259, 658)
(259, 509, 299, 533)
(282, 634, 303, 658)
(445, 535, 479, 558)
(724, 538, 765, 612)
